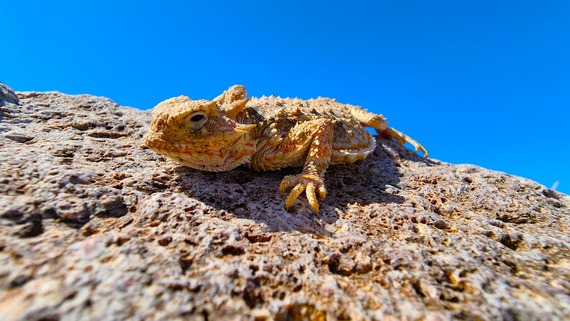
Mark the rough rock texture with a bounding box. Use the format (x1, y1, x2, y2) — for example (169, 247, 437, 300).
(0, 85, 569, 321)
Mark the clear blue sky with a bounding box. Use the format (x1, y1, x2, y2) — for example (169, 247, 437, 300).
(4, 1, 569, 194)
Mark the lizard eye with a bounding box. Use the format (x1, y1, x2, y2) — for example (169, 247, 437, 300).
(187, 111, 208, 130)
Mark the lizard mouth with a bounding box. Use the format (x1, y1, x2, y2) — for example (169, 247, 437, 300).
(144, 138, 252, 172)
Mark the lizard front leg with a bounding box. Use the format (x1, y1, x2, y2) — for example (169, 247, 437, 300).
(278, 119, 333, 212)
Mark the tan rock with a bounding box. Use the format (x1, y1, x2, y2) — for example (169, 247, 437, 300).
(0, 86, 569, 320)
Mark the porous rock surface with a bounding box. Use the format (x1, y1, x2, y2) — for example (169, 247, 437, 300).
(0, 84, 569, 321)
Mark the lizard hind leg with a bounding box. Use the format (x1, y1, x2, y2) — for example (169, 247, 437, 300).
(381, 127, 428, 158)
(349, 107, 429, 158)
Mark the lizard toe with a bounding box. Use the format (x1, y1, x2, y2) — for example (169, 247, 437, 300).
(285, 182, 307, 210)
(280, 174, 326, 212)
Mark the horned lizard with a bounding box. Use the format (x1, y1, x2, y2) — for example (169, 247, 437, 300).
(144, 85, 428, 212)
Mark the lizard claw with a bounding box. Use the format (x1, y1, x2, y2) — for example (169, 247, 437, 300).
(279, 174, 327, 212)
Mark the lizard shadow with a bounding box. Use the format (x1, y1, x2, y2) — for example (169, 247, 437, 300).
(324, 139, 432, 211)
(173, 138, 432, 235)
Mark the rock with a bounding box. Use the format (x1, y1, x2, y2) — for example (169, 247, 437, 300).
(0, 83, 569, 320)
(0, 84, 20, 106)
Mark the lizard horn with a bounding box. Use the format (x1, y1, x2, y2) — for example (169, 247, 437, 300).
(224, 98, 250, 118)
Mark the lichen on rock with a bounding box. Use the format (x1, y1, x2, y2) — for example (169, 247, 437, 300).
(0, 84, 569, 320)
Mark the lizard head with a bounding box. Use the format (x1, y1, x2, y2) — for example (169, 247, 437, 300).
(144, 95, 256, 171)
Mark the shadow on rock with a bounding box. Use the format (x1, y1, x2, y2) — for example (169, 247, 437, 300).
(172, 137, 418, 234)
(172, 166, 337, 235)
